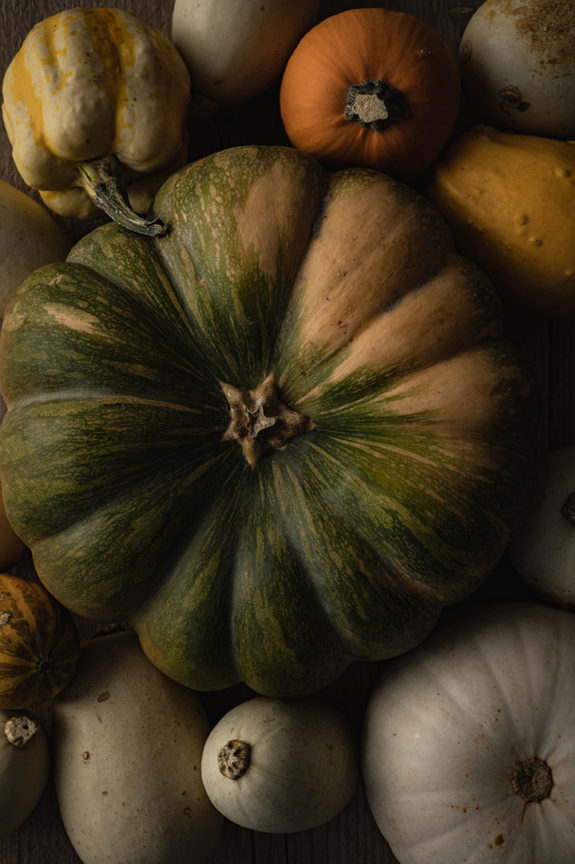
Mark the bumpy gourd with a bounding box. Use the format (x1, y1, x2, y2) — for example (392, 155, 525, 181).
(426, 125, 575, 316)
(1, 8, 190, 233)
(0, 145, 535, 698)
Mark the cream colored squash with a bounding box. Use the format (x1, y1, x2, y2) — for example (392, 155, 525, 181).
(53, 631, 223, 864)
(172, 0, 320, 109)
(0, 711, 50, 838)
(459, 0, 575, 138)
(363, 602, 575, 864)
(0, 178, 70, 317)
(508, 446, 575, 608)
(201, 695, 358, 833)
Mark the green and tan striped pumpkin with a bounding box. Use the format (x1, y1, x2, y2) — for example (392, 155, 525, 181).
(0, 145, 534, 697)
(0, 574, 79, 708)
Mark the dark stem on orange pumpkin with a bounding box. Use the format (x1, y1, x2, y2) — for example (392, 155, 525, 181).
(345, 80, 410, 131)
(220, 374, 314, 468)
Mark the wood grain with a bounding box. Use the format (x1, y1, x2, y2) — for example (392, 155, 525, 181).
(0, 1, 565, 862)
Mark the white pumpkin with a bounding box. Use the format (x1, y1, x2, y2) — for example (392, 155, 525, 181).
(53, 631, 223, 864)
(0, 711, 50, 838)
(171, 0, 320, 109)
(459, 0, 575, 138)
(363, 602, 575, 864)
(201, 695, 358, 833)
(508, 446, 575, 608)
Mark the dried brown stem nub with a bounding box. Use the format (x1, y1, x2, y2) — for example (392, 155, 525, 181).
(218, 739, 252, 780)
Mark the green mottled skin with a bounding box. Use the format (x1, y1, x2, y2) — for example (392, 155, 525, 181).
(0, 146, 535, 696)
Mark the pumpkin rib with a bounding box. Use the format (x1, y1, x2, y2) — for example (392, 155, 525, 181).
(149, 147, 331, 388)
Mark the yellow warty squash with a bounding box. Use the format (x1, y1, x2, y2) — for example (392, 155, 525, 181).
(426, 126, 575, 316)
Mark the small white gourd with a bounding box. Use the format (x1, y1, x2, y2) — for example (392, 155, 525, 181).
(171, 0, 320, 109)
(0, 711, 50, 838)
(201, 695, 358, 833)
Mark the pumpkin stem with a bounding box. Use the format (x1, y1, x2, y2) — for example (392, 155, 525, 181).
(4, 715, 41, 749)
(220, 374, 315, 468)
(561, 491, 575, 524)
(76, 156, 167, 237)
(218, 739, 251, 780)
(345, 80, 409, 132)
(511, 756, 553, 805)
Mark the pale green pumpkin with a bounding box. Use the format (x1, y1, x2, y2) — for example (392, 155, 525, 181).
(0, 145, 534, 696)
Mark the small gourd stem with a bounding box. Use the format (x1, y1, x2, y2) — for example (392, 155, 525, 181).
(4, 715, 40, 749)
(345, 80, 409, 132)
(77, 156, 167, 237)
(561, 492, 575, 524)
(218, 739, 251, 780)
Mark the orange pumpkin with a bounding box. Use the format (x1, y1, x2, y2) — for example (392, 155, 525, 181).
(279, 8, 461, 180)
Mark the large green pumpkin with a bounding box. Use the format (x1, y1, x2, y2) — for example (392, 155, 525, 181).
(0, 146, 534, 696)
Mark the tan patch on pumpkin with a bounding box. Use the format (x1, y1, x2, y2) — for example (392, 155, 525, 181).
(233, 162, 305, 279)
(290, 173, 450, 365)
(44, 303, 99, 333)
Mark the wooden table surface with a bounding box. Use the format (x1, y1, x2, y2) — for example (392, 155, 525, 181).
(0, 1, 570, 862)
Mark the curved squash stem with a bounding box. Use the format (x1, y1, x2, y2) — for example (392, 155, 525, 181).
(76, 156, 167, 237)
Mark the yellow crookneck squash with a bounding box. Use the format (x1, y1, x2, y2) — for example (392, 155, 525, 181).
(1, 8, 191, 235)
(0, 145, 535, 697)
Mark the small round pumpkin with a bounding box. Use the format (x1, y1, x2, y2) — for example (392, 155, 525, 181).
(279, 8, 461, 180)
(0, 710, 50, 838)
(201, 695, 358, 833)
(0, 145, 535, 698)
(0, 574, 80, 708)
(363, 602, 575, 864)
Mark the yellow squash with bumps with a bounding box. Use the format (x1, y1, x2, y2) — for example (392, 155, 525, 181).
(426, 126, 575, 316)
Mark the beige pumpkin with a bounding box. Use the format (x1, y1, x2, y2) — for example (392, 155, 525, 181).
(0, 711, 50, 838)
(172, 0, 320, 109)
(53, 630, 223, 864)
(201, 695, 358, 833)
(0, 178, 70, 318)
